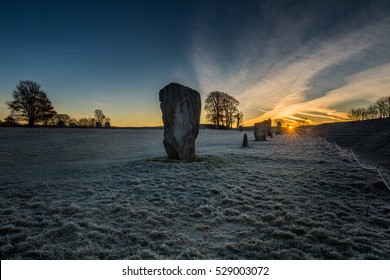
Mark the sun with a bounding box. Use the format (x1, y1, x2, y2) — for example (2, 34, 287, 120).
(287, 125, 295, 132)
(280, 124, 301, 144)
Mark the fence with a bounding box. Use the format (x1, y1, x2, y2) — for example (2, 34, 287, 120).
(320, 137, 390, 192)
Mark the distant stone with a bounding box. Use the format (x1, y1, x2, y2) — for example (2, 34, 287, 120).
(276, 121, 282, 135)
(267, 118, 273, 138)
(242, 133, 249, 147)
(254, 122, 266, 141)
(159, 83, 201, 161)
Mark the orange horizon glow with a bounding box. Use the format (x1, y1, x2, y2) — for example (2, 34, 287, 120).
(0, 110, 352, 128)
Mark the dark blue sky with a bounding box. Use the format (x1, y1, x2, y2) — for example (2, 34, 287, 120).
(1, 0, 389, 126)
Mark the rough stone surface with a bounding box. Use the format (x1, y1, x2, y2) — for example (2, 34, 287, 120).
(159, 83, 201, 161)
(254, 122, 266, 141)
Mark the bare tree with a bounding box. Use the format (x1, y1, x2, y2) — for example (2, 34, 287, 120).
(4, 115, 17, 126)
(349, 96, 390, 121)
(6, 80, 56, 126)
(221, 93, 239, 128)
(69, 118, 78, 127)
(78, 118, 89, 127)
(87, 117, 96, 128)
(55, 114, 71, 127)
(94, 109, 106, 123)
(296, 115, 309, 126)
(348, 108, 367, 121)
(204, 91, 223, 127)
(366, 104, 380, 119)
(235, 111, 244, 128)
(204, 91, 240, 128)
(375, 96, 390, 118)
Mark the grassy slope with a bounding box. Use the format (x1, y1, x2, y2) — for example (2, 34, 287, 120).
(300, 118, 390, 171)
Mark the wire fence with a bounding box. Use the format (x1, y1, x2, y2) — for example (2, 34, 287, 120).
(319, 137, 390, 192)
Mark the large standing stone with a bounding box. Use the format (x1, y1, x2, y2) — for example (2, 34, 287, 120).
(159, 83, 201, 161)
(254, 122, 267, 141)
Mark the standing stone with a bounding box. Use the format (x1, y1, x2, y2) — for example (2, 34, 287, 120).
(159, 83, 201, 161)
(266, 118, 273, 138)
(254, 122, 266, 141)
(276, 121, 282, 135)
(242, 133, 249, 147)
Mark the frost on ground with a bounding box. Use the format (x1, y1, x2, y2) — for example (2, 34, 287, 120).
(0, 127, 389, 259)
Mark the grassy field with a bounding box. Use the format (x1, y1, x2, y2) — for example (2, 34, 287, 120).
(0, 128, 389, 259)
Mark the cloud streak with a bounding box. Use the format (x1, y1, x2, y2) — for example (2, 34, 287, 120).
(192, 0, 390, 125)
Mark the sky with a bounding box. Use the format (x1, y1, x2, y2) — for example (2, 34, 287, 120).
(1, 0, 389, 127)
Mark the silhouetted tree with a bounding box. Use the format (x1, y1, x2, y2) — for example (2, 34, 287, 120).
(222, 94, 239, 128)
(348, 96, 390, 121)
(69, 118, 78, 127)
(204, 91, 240, 128)
(375, 96, 390, 118)
(6, 80, 56, 126)
(348, 108, 367, 121)
(55, 114, 71, 127)
(296, 115, 309, 126)
(366, 104, 380, 119)
(94, 109, 106, 123)
(204, 91, 223, 127)
(87, 117, 96, 127)
(78, 118, 89, 127)
(235, 111, 244, 128)
(4, 115, 17, 126)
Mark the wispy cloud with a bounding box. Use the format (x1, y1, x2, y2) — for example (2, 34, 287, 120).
(192, 1, 390, 125)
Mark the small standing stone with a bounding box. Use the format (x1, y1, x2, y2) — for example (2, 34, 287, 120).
(267, 118, 273, 138)
(276, 121, 282, 135)
(242, 133, 249, 147)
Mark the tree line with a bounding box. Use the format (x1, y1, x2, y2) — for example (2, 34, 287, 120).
(0, 80, 111, 128)
(348, 96, 390, 121)
(1, 80, 244, 128)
